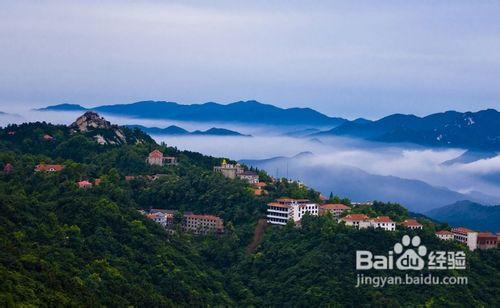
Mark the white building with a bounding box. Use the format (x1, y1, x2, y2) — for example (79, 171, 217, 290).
(435, 230, 454, 240)
(451, 227, 478, 251)
(369, 216, 396, 231)
(401, 219, 423, 230)
(338, 214, 370, 228)
(339, 215, 396, 231)
(267, 198, 319, 225)
(319, 203, 351, 218)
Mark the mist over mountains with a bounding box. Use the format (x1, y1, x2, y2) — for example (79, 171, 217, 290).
(41, 101, 499, 151)
(40, 100, 346, 127)
(240, 152, 499, 213)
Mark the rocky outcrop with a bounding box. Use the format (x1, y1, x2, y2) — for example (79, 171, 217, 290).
(70, 112, 127, 145)
(70, 112, 112, 132)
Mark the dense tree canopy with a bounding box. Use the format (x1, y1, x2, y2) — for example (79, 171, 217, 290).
(0, 121, 498, 306)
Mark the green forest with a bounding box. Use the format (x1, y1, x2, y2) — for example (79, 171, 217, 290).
(0, 120, 498, 307)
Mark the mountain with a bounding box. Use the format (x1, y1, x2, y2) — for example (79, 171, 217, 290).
(127, 125, 250, 136)
(282, 128, 321, 137)
(40, 100, 347, 127)
(441, 150, 498, 166)
(70, 112, 149, 145)
(426, 201, 500, 232)
(314, 109, 500, 150)
(241, 153, 495, 213)
(1, 114, 499, 306)
(39, 103, 87, 111)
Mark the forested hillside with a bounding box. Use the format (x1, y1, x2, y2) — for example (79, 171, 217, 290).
(0, 116, 498, 306)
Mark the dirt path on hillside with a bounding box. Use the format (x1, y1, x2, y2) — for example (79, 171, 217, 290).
(245, 219, 268, 255)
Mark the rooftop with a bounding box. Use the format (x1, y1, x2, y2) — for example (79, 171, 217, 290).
(341, 214, 369, 221)
(320, 203, 350, 210)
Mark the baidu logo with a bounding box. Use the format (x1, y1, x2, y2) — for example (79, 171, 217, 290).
(356, 235, 465, 271)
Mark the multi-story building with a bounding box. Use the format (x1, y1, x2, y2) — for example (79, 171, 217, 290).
(477, 232, 497, 250)
(267, 198, 319, 226)
(401, 219, 423, 230)
(214, 160, 260, 184)
(238, 170, 259, 184)
(144, 209, 224, 234)
(339, 215, 396, 231)
(319, 203, 350, 218)
(435, 230, 454, 240)
(146, 150, 178, 166)
(214, 159, 244, 179)
(338, 214, 369, 228)
(369, 216, 396, 231)
(451, 227, 478, 251)
(184, 214, 224, 235)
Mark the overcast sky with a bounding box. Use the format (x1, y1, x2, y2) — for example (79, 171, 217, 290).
(1, 1, 499, 119)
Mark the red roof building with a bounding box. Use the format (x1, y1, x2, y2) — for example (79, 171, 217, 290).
(435, 230, 454, 240)
(477, 232, 497, 250)
(77, 180, 93, 189)
(451, 227, 478, 251)
(34, 164, 65, 172)
(319, 203, 351, 218)
(43, 134, 54, 141)
(401, 219, 423, 230)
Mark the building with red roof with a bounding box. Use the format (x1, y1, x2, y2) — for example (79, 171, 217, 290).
(43, 134, 54, 141)
(435, 230, 454, 240)
(319, 203, 351, 218)
(477, 232, 497, 250)
(451, 227, 478, 251)
(34, 164, 65, 172)
(146, 150, 178, 166)
(77, 180, 93, 189)
(339, 214, 396, 231)
(369, 216, 396, 231)
(267, 198, 319, 226)
(401, 219, 423, 230)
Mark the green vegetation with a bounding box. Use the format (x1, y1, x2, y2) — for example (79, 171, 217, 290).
(0, 120, 499, 306)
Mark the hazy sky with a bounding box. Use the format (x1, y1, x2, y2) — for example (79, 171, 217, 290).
(1, 1, 499, 118)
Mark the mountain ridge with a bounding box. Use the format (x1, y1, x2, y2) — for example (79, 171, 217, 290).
(425, 200, 500, 232)
(127, 124, 250, 137)
(313, 108, 500, 150)
(39, 100, 346, 127)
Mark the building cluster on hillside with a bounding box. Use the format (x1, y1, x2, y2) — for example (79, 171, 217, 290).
(266, 198, 427, 233)
(141, 209, 224, 235)
(147, 150, 178, 166)
(435, 227, 499, 251)
(214, 160, 259, 184)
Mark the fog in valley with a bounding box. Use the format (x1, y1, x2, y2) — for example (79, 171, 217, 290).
(2, 107, 499, 212)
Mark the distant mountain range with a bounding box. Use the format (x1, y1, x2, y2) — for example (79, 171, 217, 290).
(441, 150, 498, 166)
(313, 109, 500, 151)
(39, 101, 347, 127)
(127, 125, 250, 137)
(426, 200, 500, 232)
(241, 152, 499, 213)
